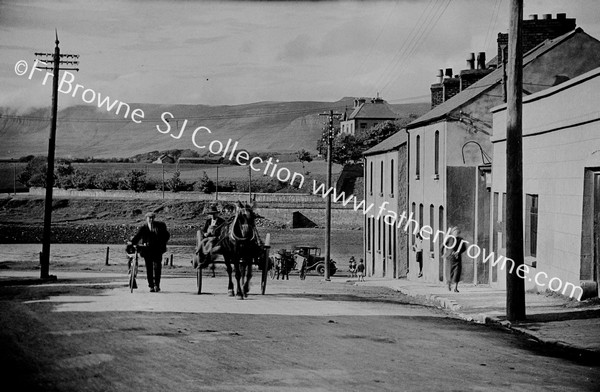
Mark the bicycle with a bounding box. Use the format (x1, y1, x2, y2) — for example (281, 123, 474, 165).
(126, 243, 147, 293)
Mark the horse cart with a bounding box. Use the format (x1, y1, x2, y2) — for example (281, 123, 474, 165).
(193, 203, 272, 298)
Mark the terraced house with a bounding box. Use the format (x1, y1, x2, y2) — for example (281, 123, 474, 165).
(364, 13, 600, 288)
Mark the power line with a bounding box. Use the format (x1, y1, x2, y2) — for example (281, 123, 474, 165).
(483, 0, 503, 50)
(352, 0, 401, 77)
(371, 0, 440, 89)
(380, 0, 452, 94)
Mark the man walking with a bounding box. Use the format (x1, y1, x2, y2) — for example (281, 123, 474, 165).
(130, 212, 170, 292)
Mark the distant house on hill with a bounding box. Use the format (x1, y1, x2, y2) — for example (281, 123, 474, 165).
(340, 95, 397, 138)
(153, 154, 175, 164)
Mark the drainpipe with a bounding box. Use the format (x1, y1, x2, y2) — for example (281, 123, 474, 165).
(405, 127, 411, 279)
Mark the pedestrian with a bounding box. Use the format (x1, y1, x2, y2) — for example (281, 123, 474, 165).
(413, 233, 424, 278)
(129, 212, 170, 292)
(444, 226, 466, 292)
(348, 256, 357, 278)
(356, 258, 365, 282)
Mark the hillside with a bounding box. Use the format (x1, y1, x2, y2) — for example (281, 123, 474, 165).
(0, 99, 429, 159)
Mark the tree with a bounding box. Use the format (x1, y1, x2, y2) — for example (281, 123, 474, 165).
(296, 149, 313, 173)
(17, 156, 48, 187)
(195, 171, 215, 193)
(318, 120, 404, 166)
(166, 170, 189, 192)
(120, 169, 147, 192)
(331, 134, 365, 166)
(361, 120, 402, 149)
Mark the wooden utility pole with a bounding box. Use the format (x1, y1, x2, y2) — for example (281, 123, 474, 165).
(319, 110, 341, 281)
(36, 31, 79, 280)
(506, 0, 526, 321)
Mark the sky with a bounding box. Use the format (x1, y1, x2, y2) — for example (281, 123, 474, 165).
(1, 0, 599, 111)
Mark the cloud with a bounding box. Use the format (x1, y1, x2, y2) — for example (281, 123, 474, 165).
(277, 34, 318, 63)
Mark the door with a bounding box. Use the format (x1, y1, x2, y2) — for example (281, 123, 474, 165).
(594, 173, 600, 287)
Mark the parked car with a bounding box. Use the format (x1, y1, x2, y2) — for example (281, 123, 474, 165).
(293, 245, 337, 277)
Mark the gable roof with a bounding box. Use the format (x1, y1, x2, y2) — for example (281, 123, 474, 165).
(363, 130, 407, 156)
(348, 100, 398, 121)
(406, 28, 588, 129)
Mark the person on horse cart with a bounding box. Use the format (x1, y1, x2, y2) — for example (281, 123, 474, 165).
(196, 205, 226, 268)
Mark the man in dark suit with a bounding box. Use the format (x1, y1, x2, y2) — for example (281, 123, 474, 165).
(202, 205, 226, 238)
(130, 212, 170, 292)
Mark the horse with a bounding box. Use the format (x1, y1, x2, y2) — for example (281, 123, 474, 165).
(211, 201, 262, 299)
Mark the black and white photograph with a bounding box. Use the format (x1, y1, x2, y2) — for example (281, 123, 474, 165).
(1, 0, 599, 390)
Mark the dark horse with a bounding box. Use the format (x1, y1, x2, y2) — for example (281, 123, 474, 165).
(212, 201, 262, 299)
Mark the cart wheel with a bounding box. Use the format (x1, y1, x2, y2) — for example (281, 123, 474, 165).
(261, 259, 268, 295)
(197, 267, 202, 294)
(269, 257, 276, 279)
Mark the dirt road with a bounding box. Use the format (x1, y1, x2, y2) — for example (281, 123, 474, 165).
(0, 269, 597, 392)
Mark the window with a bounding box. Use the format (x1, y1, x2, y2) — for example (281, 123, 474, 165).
(525, 194, 538, 257)
(382, 220, 386, 258)
(388, 222, 393, 256)
(438, 206, 444, 282)
(390, 159, 394, 197)
(411, 202, 416, 244)
(416, 135, 421, 179)
(378, 218, 382, 252)
(369, 162, 373, 195)
(419, 204, 424, 236)
(502, 193, 506, 249)
(429, 204, 435, 253)
(367, 216, 371, 251)
(380, 161, 384, 195)
(434, 131, 440, 178)
(360, 123, 367, 129)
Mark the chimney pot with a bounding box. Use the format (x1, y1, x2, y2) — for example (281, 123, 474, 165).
(467, 52, 475, 70)
(476, 52, 486, 70)
(556, 13, 566, 20)
(437, 69, 444, 83)
(543, 14, 552, 20)
(445, 68, 453, 78)
(529, 14, 538, 20)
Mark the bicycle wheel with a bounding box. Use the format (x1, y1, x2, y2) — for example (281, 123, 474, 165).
(129, 268, 136, 293)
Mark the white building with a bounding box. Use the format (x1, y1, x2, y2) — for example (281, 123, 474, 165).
(490, 67, 600, 299)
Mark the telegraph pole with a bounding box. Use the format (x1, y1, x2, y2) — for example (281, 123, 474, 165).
(506, 0, 526, 321)
(319, 110, 341, 281)
(35, 31, 79, 280)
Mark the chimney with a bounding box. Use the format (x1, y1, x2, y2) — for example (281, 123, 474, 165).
(497, 13, 576, 67)
(466, 53, 475, 70)
(476, 52, 486, 69)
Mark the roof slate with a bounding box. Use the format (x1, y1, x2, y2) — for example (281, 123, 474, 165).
(363, 130, 407, 156)
(407, 28, 584, 129)
(349, 100, 398, 120)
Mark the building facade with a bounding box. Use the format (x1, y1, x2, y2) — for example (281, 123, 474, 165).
(490, 67, 600, 299)
(406, 25, 600, 286)
(340, 96, 397, 138)
(363, 131, 408, 278)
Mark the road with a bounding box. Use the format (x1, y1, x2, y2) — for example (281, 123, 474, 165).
(0, 270, 597, 392)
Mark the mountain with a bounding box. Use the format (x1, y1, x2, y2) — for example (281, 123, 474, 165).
(0, 99, 429, 159)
